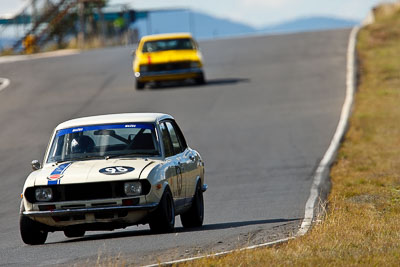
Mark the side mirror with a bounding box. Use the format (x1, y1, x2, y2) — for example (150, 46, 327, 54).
(31, 160, 41, 171)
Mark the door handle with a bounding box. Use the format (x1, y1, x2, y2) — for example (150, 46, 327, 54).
(177, 163, 184, 172)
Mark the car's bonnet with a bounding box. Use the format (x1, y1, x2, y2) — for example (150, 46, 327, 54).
(33, 159, 157, 186)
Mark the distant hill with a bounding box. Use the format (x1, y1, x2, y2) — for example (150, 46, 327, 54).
(131, 11, 358, 40)
(0, 13, 358, 49)
(131, 10, 257, 40)
(260, 17, 358, 34)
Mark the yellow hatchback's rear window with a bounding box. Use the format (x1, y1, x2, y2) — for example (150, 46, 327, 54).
(142, 38, 195, 52)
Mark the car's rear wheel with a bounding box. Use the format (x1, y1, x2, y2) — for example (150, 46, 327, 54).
(149, 187, 175, 233)
(136, 80, 145, 90)
(64, 229, 85, 238)
(20, 214, 48, 245)
(195, 72, 206, 85)
(180, 182, 204, 228)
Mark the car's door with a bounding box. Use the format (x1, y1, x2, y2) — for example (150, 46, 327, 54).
(164, 120, 198, 203)
(159, 122, 184, 206)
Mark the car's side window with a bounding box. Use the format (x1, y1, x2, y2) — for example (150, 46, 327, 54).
(165, 121, 183, 154)
(171, 121, 187, 150)
(160, 122, 174, 157)
(192, 39, 199, 50)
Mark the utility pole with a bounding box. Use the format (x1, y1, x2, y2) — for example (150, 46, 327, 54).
(98, 6, 106, 46)
(78, 1, 85, 48)
(31, 0, 37, 26)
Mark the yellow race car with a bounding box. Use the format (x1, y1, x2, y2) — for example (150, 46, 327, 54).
(132, 33, 205, 89)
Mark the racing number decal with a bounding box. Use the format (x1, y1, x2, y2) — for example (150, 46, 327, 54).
(99, 166, 134, 175)
(105, 167, 127, 174)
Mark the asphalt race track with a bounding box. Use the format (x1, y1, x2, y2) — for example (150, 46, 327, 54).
(0, 29, 350, 266)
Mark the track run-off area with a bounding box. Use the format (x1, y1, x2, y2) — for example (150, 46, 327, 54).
(0, 29, 350, 266)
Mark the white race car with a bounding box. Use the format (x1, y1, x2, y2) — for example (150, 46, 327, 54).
(20, 113, 206, 245)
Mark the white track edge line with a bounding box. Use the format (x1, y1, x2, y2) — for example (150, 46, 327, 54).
(142, 26, 360, 267)
(0, 49, 80, 64)
(298, 26, 360, 235)
(0, 78, 10, 92)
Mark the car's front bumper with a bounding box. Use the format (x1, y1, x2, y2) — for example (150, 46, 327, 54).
(135, 68, 203, 82)
(23, 203, 158, 217)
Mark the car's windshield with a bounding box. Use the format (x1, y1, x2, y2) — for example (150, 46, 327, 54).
(46, 123, 159, 163)
(142, 38, 195, 52)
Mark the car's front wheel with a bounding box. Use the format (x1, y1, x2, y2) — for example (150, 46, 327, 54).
(64, 228, 85, 238)
(20, 214, 48, 245)
(149, 187, 175, 233)
(180, 182, 204, 228)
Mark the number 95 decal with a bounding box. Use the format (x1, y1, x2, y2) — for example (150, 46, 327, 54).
(99, 166, 135, 175)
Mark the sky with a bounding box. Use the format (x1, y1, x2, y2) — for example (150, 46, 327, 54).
(0, 0, 394, 28)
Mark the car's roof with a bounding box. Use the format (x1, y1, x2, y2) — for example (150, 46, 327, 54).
(55, 113, 173, 130)
(140, 32, 193, 42)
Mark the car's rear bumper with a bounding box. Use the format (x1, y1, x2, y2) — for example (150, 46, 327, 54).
(23, 203, 158, 217)
(135, 68, 203, 82)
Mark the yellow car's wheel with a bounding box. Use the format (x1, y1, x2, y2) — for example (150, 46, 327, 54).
(136, 80, 145, 90)
(195, 72, 206, 85)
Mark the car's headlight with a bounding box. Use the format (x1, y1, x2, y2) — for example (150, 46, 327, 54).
(140, 65, 148, 72)
(190, 61, 200, 68)
(35, 188, 53, 202)
(124, 182, 142, 196)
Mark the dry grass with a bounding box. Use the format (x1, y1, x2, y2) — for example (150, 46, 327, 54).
(66, 36, 129, 50)
(178, 3, 400, 267)
(0, 36, 123, 57)
(0, 48, 16, 56)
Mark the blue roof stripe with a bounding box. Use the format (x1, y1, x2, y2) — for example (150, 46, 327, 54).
(56, 123, 154, 137)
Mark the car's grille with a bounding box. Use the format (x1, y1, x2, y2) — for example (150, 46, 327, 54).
(24, 180, 151, 203)
(144, 61, 191, 72)
(64, 183, 113, 201)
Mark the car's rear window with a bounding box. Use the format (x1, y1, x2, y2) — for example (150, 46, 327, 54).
(142, 38, 195, 52)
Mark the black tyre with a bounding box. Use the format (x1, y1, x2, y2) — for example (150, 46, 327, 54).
(154, 81, 162, 88)
(195, 73, 206, 85)
(64, 229, 85, 238)
(136, 80, 145, 90)
(20, 215, 48, 245)
(180, 182, 204, 228)
(149, 187, 175, 233)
